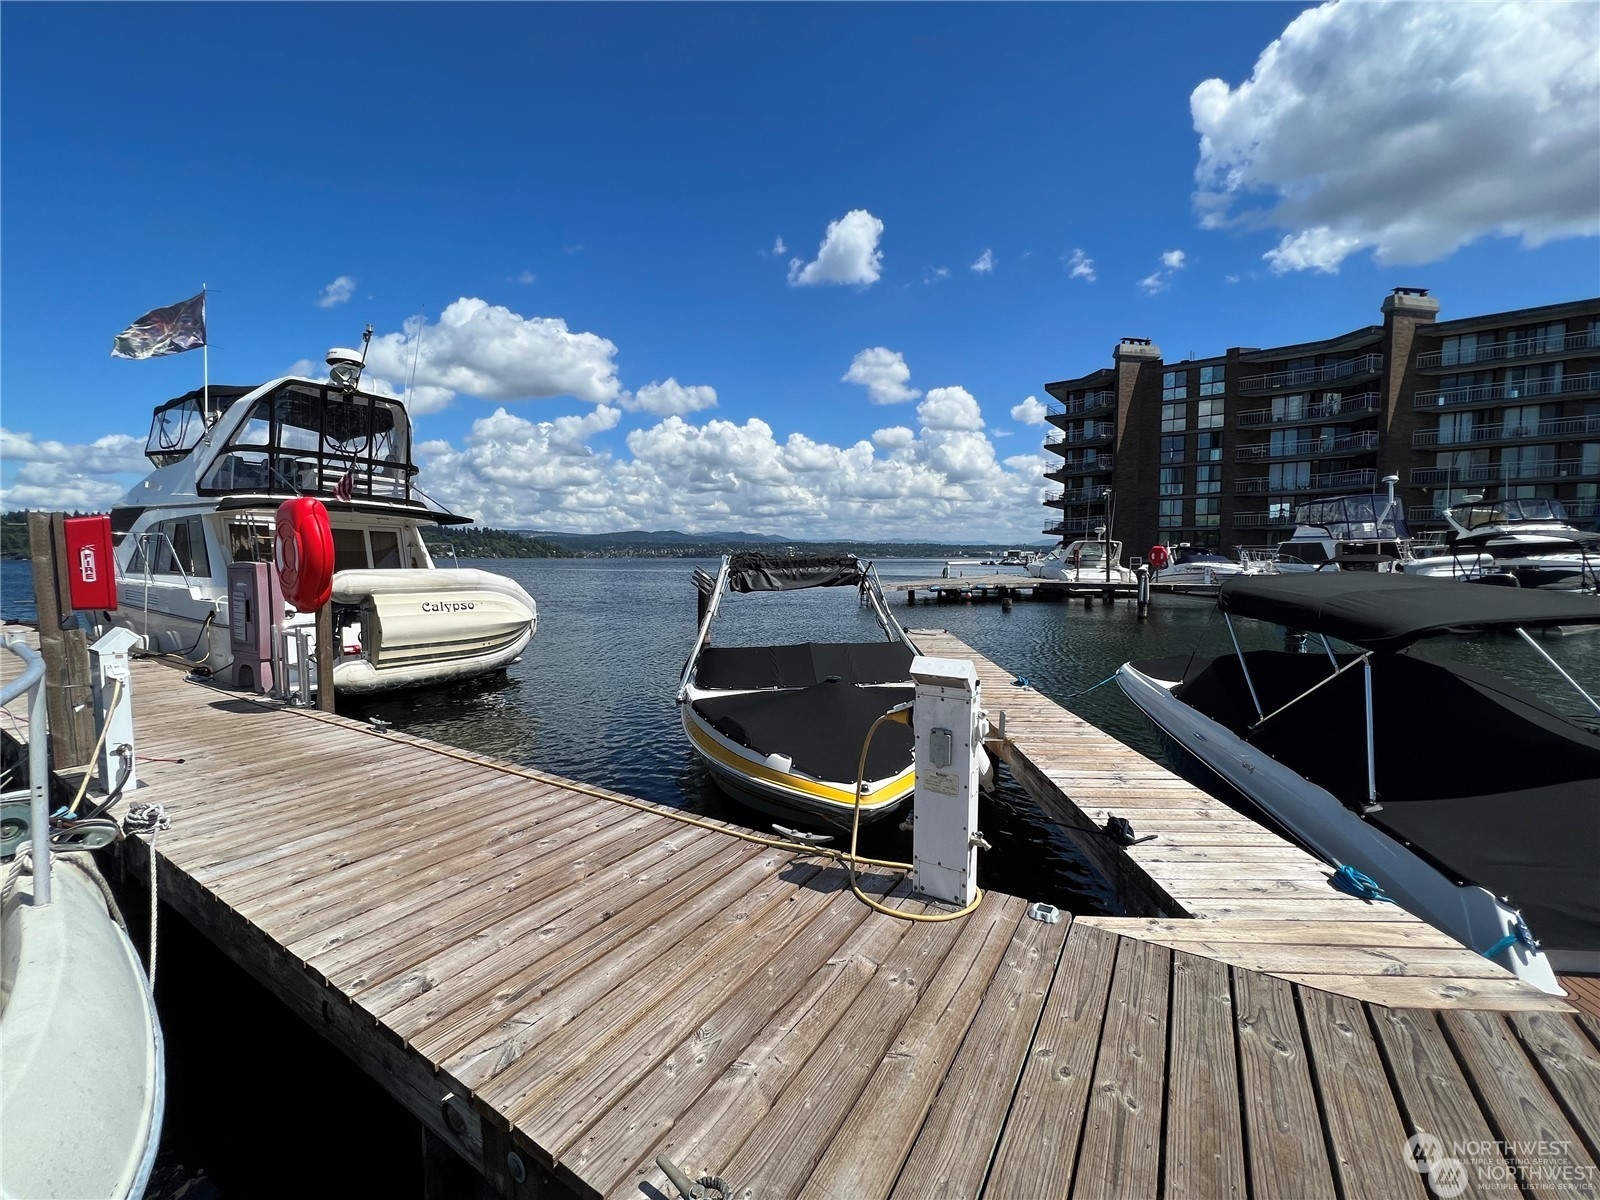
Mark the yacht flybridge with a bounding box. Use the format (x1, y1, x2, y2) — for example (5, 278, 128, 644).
(102, 357, 536, 694)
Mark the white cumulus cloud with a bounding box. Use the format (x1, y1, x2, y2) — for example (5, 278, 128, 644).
(917, 386, 984, 432)
(619, 379, 718, 416)
(788, 209, 885, 286)
(772, 236, 787, 255)
(1064, 248, 1096, 281)
(316, 276, 357, 307)
(843, 348, 921, 406)
(1161, 249, 1187, 270)
(1011, 396, 1049, 426)
(363, 299, 622, 411)
(0, 428, 149, 510)
(971, 249, 995, 274)
(1192, 0, 1600, 273)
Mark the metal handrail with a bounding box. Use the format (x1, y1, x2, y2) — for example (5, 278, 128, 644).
(1236, 391, 1381, 428)
(1413, 372, 1600, 409)
(1415, 328, 1600, 369)
(1, 636, 52, 907)
(1237, 353, 1383, 393)
(1412, 413, 1600, 447)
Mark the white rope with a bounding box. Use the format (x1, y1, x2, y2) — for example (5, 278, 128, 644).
(124, 803, 171, 988)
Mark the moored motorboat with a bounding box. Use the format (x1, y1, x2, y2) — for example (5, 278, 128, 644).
(1117, 572, 1600, 991)
(101, 355, 536, 694)
(1152, 544, 1248, 590)
(677, 553, 925, 830)
(1025, 536, 1137, 585)
(1271, 490, 1412, 573)
(1403, 497, 1599, 591)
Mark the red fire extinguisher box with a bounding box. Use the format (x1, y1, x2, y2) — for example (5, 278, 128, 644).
(63, 514, 118, 611)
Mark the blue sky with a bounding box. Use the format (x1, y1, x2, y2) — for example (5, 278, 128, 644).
(3, 2, 1596, 542)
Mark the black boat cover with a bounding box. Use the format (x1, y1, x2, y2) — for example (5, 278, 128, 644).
(1217, 572, 1600, 651)
(696, 641, 914, 691)
(692, 681, 915, 783)
(726, 552, 864, 592)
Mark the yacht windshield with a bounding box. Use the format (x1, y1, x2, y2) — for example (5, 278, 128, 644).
(1294, 494, 1409, 540)
(144, 397, 206, 466)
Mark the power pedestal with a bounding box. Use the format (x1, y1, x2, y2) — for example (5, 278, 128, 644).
(910, 655, 985, 907)
(90, 626, 140, 794)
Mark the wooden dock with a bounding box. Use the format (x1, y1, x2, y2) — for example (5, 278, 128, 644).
(4, 626, 1599, 1200)
(891, 573, 1223, 604)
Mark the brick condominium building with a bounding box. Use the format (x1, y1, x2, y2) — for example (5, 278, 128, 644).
(1042, 289, 1600, 554)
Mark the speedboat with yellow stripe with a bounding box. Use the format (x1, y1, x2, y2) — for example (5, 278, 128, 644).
(677, 553, 919, 830)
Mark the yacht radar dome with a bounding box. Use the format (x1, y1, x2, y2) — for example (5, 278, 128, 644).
(325, 324, 373, 392)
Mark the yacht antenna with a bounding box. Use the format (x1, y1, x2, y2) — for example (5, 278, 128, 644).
(404, 311, 424, 408)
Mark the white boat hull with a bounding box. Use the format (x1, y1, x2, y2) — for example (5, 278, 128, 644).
(1116, 662, 1562, 993)
(1, 857, 163, 1199)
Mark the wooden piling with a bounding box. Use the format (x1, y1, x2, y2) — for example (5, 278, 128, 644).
(26, 512, 96, 769)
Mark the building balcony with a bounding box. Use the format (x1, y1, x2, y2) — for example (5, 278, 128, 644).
(1047, 390, 1116, 418)
(1236, 353, 1383, 395)
(1233, 468, 1378, 497)
(1410, 458, 1593, 486)
(1413, 371, 1600, 410)
(1051, 485, 1113, 506)
(1233, 430, 1380, 463)
(1236, 391, 1381, 428)
(1412, 412, 1600, 448)
(1232, 512, 1294, 529)
(1049, 420, 1116, 446)
(1414, 327, 1600, 370)
(1052, 453, 1114, 475)
(1043, 518, 1098, 538)
(1407, 506, 1447, 525)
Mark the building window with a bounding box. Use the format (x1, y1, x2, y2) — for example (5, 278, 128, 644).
(1160, 434, 1184, 464)
(1158, 499, 1184, 529)
(1162, 371, 1188, 402)
(1286, 357, 1317, 386)
(1440, 334, 1481, 367)
(1438, 411, 1478, 445)
(1161, 403, 1187, 433)
(1195, 498, 1219, 527)
(1159, 467, 1183, 497)
(1195, 465, 1221, 495)
(1272, 393, 1308, 422)
(1199, 365, 1225, 396)
(1196, 398, 1223, 430)
(1196, 432, 1222, 462)
(1270, 461, 1310, 490)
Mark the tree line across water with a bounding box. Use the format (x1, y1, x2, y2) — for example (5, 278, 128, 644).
(1, 510, 1042, 563)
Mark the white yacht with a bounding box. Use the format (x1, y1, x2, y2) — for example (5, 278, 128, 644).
(101, 356, 536, 695)
(1153, 544, 1248, 589)
(1404, 498, 1599, 591)
(1272, 490, 1411, 573)
(1026, 536, 1137, 585)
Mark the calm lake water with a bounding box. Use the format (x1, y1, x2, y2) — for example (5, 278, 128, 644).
(4, 554, 1598, 1197)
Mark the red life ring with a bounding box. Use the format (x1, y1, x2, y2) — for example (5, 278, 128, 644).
(275, 497, 334, 612)
(1147, 544, 1171, 570)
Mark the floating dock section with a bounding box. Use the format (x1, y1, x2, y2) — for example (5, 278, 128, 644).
(3, 625, 1597, 1200)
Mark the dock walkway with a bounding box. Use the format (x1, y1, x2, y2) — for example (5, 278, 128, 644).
(4, 627, 1597, 1200)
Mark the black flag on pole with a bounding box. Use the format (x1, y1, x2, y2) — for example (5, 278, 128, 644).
(110, 291, 207, 359)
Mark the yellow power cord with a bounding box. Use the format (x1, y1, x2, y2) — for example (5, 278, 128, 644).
(282, 696, 981, 921)
(66, 676, 124, 816)
(846, 707, 984, 922)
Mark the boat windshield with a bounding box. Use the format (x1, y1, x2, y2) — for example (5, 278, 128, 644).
(144, 396, 207, 467)
(1455, 499, 1571, 528)
(199, 383, 413, 501)
(1293, 494, 1410, 540)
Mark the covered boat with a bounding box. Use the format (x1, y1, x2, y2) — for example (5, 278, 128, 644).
(1026, 535, 1137, 584)
(1117, 572, 1600, 990)
(677, 553, 920, 829)
(101, 355, 536, 694)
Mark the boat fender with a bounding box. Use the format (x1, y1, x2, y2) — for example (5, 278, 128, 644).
(275, 497, 335, 612)
(1147, 544, 1171, 570)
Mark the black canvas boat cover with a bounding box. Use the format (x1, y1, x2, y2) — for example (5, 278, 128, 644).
(692, 681, 915, 783)
(726, 552, 864, 592)
(1217, 572, 1600, 651)
(696, 641, 914, 691)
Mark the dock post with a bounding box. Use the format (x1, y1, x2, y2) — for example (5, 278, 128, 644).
(906, 589, 916, 606)
(1084, 593, 1094, 610)
(27, 511, 97, 770)
(1137, 565, 1150, 620)
(316, 603, 336, 711)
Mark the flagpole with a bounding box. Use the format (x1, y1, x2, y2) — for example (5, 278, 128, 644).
(202, 284, 210, 423)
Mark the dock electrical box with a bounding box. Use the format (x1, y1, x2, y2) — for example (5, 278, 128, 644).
(63, 514, 118, 612)
(909, 655, 987, 907)
(227, 561, 284, 694)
